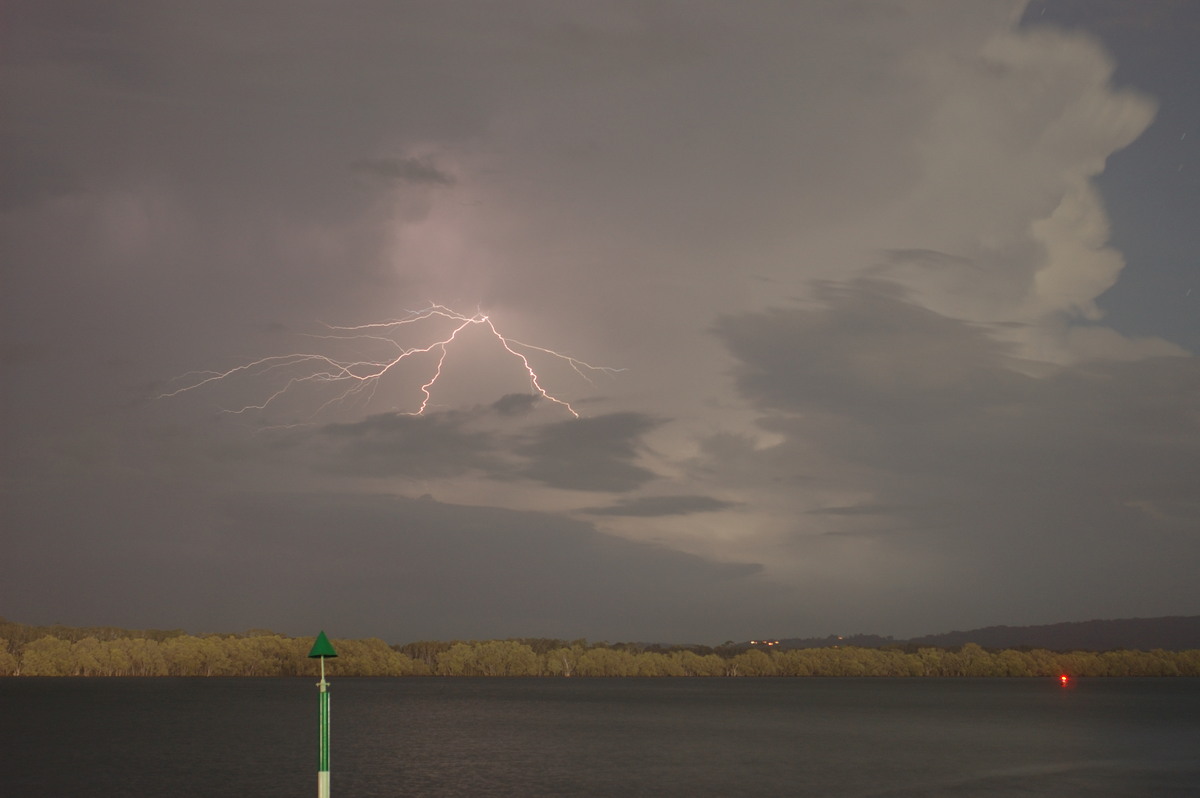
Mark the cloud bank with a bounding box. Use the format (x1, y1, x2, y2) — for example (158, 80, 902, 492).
(2, 1, 1197, 641)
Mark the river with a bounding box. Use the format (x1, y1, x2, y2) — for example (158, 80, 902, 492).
(4, 677, 1198, 796)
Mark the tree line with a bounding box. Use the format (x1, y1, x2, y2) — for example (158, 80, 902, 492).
(2, 619, 1198, 677)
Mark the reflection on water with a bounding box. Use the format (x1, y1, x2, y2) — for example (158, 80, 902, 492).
(4, 677, 1198, 797)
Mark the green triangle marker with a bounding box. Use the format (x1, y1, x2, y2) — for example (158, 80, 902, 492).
(308, 630, 338, 659)
(309, 631, 337, 798)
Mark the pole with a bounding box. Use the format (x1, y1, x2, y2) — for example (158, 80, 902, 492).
(308, 631, 338, 798)
(318, 657, 330, 798)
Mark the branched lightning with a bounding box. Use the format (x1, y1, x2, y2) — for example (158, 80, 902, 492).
(158, 304, 622, 419)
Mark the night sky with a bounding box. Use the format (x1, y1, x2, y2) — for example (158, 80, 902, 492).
(3, 1, 1198, 644)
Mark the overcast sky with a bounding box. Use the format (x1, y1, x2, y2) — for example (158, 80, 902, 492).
(3, 0, 1198, 644)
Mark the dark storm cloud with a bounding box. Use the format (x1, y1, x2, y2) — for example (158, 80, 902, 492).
(296, 406, 669, 494)
(714, 280, 1200, 486)
(711, 281, 1200, 625)
(350, 156, 455, 186)
(577, 495, 741, 517)
(314, 411, 501, 478)
(491, 393, 541, 417)
(518, 412, 661, 492)
(713, 280, 1024, 424)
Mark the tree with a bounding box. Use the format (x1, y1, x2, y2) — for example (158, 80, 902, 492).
(71, 637, 104, 676)
(0, 638, 21, 675)
(545, 645, 586, 677)
(728, 648, 776, 676)
(957, 643, 994, 677)
(20, 636, 75, 676)
(435, 642, 478, 676)
(771, 650, 813, 677)
(576, 646, 637, 676)
(397, 640, 454, 670)
(473, 641, 541, 676)
(0, 652, 16, 676)
(916, 647, 945, 677)
(994, 649, 1032, 677)
(634, 651, 685, 676)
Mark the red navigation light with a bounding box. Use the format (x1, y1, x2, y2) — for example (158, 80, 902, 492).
(1059, 674, 1069, 686)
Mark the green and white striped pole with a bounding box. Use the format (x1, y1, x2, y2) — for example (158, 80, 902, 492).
(308, 631, 338, 798)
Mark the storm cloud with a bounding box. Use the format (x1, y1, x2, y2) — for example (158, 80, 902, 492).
(3, 0, 1198, 642)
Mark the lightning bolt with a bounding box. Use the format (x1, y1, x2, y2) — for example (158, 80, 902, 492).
(158, 304, 622, 420)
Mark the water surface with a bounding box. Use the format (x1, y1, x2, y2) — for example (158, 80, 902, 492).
(4, 677, 1197, 796)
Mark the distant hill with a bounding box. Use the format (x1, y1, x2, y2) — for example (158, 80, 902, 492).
(908, 616, 1200, 652)
(760, 634, 899, 650)
(765, 616, 1200, 652)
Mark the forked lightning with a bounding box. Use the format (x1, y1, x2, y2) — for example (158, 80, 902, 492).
(158, 304, 621, 419)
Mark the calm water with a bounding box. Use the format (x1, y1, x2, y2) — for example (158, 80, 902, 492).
(3, 677, 1198, 797)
